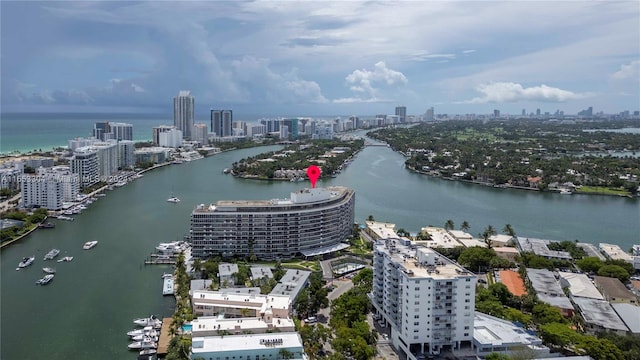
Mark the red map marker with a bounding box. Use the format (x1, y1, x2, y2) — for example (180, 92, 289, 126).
(307, 165, 321, 188)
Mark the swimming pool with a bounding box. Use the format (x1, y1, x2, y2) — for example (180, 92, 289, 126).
(182, 324, 192, 332)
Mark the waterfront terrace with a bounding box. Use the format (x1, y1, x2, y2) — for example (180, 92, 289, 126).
(190, 186, 355, 260)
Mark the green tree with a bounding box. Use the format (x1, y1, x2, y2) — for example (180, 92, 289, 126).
(444, 219, 455, 230)
(485, 353, 512, 360)
(503, 223, 516, 237)
(367, 214, 375, 221)
(460, 220, 470, 232)
(532, 303, 566, 324)
(597, 264, 630, 282)
(458, 247, 496, 272)
(351, 268, 373, 293)
(576, 257, 604, 273)
(482, 225, 497, 248)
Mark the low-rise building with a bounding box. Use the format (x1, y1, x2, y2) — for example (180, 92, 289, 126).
(190, 316, 295, 337)
(191, 291, 290, 320)
(599, 243, 633, 263)
(191, 332, 305, 360)
(611, 303, 640, 335)
(219, 263, 239, 287)
(419, 227, 462, 248)
(572, 297, 628, 335)
(473, 312, 550, 358)
(493, 247, 519, 262)
(488, 234, 514, 247)
(526, 268, 574, 316)
(365, 221, 398, 240)
(517, 238, 572, 261)
(557, 272, 603, 300)
(593, 276, 637, 304)
(250, 266, 274, 281)
(269, 269, 310, 302)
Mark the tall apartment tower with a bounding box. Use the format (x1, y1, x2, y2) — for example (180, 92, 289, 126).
(211, 109, 233, 137)
(425, 107, 435, 121)
(174, 90, 194, 140)
(109, 122, 133, 141)
(372, 239, 476, 358)
(395, 106, 407, 123)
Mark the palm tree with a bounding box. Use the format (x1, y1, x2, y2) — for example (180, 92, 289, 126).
(482, 225, 497, 248)
(503, 224, 516, 237)
(444, 219, 455, 230)
(279, 349, 294, 360)
(367, 215, 375, 221)
(460, 221, 470, 232)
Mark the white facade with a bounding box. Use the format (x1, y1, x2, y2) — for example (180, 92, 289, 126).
(192, 123, 209, 146)
(118, 140, 135, 170)
(372, 239, 476, 358)
(70, 147, 99, 187)
(159, 128, 183, 148)
(68, 137, 96, 151)
(93, 141, 119, 178)
(20, 166, 79, 210)
(109, 122, 133, 141)
(174, 90, 194, 139)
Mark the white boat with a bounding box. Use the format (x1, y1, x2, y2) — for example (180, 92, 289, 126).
(57, 216, 74, 221)
(156, 241, 187, 254)
(139, 349, 157, 356)
(57, 256, 74, 262)
(131, 333, 158, 342)
(114, 181, 127, 187)
(167, 196, 180, 203)
(133, 315, 161, 327)
(43, 267, 56, 274)
(36, 274, 54, 285)
(17, 256, 35, 270)
(83, 241, 98, 250)
(127, 326, 154, 337)
(43, 248, 60, 260)
(560, 189, 573, 195)
(127, 340, 157, 350)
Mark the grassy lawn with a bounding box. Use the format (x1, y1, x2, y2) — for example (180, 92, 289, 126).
(576, 186, 631, 196)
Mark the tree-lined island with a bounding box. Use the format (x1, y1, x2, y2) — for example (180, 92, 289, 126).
(368, 119, 640, 196)
(231, 138, 364, 180)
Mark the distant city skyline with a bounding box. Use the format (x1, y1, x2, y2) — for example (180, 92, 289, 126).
(1, 2, 638, 115)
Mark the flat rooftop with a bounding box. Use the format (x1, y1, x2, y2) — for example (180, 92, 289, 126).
(418, 227, 463, 249)
(192, 332, 303, 354)
(572, 297, 628, 332)
(191, 316, 295, 335)
(593, 276, 637, 301)
(517, 237, 572, 260)
(365, 221, 398, 239)
(270, 269, 311, 299)
(376, 239, 473, 279)
(599, 243, 633, 262)
(219, 263, 239, 277)
(474, 312, 546, 348)
(191, 291, 290, 312)
(457, 238, 488, 248)
(449, 230, 473, 240)
(526, 268, 573, 309)
(557, 272, 603, 300)
(299, 242, 350, 257)
(250, 266, 274, 280)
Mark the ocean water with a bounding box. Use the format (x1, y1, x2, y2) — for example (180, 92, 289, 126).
(0, 113, 174, 154)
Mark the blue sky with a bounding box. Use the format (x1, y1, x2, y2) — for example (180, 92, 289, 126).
(1, 1, 639, 118)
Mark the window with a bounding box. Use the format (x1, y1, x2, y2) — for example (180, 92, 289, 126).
(414, 321, 419, 325)
(415, 301, 420, 305)
(414, 314, 419, 319)
(464, 326, 470, 330)
(415, 287, 420, 290)
(464, 332, 469, 336)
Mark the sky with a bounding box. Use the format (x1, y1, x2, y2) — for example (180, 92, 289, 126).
(1, 1, 639, 118)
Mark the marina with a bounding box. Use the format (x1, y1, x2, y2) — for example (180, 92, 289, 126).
(1, 139, 638, 360)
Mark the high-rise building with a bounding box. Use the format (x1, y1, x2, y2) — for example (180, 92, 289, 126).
(174, 90, 194, 139)
(536, 108, 541, 116)
(192, 123, 209, 146)
(118, 140, 135, 170)
(282, 119, 299, 139)
(159, 128, 183, 148)
(21, 166, 80, 210)
(70, 147, 99, 188)
(395, 106, 407, 123)
(109, 122, 133, 141)
(493, 109, 500, 118)
(93, 121, 111, 141)
(152, 125, 175, 146)
(190, 187, 355, 260)
(522, 109, 526, 116)
(211, 109, 233, 137)
(426, 107, 435, 121)
(372, 239, 476, 357)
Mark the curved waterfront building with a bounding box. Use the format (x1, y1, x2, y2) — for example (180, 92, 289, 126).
(191, 186, 355, 260)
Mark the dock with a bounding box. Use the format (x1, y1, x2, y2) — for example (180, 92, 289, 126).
(156, 317, 173, 357)
(162, 274, 175, 295)
(144, 258, 176, 265)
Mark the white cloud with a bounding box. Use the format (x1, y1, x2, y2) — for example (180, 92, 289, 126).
(341, 61, 407, 102)
(458, 82, 594, 104)
(462, 49, 476, 54)
(231, 56, 327, 103)
(410, 52, 456, 61)
(611, 60, 640, 80)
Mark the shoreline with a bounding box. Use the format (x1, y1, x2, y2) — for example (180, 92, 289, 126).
(405, 165, 637, 198)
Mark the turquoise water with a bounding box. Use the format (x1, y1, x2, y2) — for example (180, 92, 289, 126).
(182, 324, 193, 332)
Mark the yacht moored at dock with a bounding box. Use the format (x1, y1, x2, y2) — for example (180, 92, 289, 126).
(133, 315, 162, 327)
(38, 222, 55, 229)
(162, 273, 174, 296)
(57, 256, 74, 262)
(42, 267, 56, 274)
